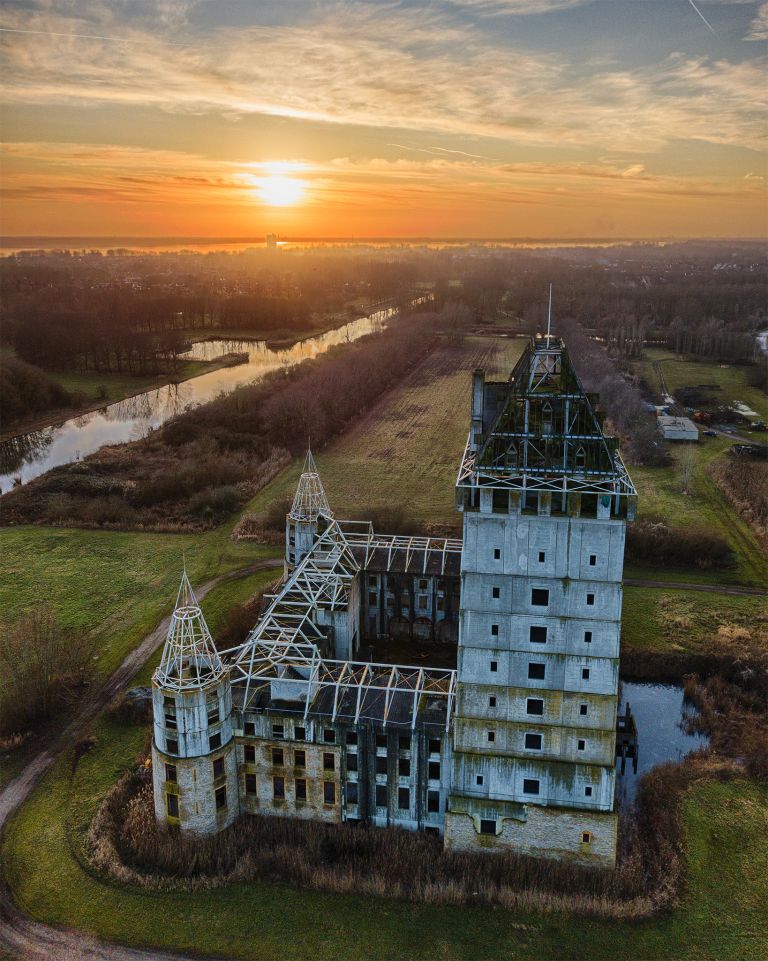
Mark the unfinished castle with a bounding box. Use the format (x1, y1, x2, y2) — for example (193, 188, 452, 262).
(151, 335, 638, 866)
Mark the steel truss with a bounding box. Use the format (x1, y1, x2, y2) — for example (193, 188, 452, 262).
(223, 519, 457, 730)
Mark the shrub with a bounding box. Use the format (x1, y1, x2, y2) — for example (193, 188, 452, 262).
(188, 485, 243, 520)
(626, 519, 734, 569)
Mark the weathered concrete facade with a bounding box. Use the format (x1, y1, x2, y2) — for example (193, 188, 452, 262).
(150, 336, 636, 867)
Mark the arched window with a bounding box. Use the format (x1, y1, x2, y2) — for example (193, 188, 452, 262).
(506, 443, 518, 467)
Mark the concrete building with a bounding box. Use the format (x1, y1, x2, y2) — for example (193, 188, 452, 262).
(657, 414, 699, 441)
(151, 335, 637, 865)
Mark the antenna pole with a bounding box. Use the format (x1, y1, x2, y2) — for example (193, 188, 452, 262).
(547, 283, 553, 341)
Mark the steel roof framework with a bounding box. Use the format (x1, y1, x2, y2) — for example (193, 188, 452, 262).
(223, 519, 457, 730)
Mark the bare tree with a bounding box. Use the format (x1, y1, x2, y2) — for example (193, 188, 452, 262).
(0, 608, 96, 735)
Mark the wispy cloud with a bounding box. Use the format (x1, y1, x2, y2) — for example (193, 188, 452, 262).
(745, 1, 768, 38)
(0, 4, 765, 153)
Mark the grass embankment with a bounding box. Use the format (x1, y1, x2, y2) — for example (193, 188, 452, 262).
(3, 713, 766, 961)
(245, 336, 526, 529)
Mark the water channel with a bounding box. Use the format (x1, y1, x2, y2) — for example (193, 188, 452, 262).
(615, 681, 708, 804)
(0, 305, 397, 493)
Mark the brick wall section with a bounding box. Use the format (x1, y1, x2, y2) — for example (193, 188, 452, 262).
(444, 805, 617, 866)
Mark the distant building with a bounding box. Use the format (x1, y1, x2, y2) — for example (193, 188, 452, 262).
(266, 233, 278, 250)
(150, 336, 638, 866)
(657, 415, 699, 442)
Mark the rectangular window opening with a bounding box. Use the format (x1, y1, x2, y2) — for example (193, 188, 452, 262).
(272, 748, 284, 767)
(397, 787, 410, 810)
(528, 662, 546, 680)
(324, 782, 336, 805)
(530, 625, 547, 644)
(323, 752, 335, 772)
(524, 732, 542, 750)
(166, 793, 179, 818)
(586, 593, 595, 606)
(427, 790, 440, 813)
(523, 778, 540, 796)
(490, 660, 498, 673)
(273, 777, 285, 800)
(531, 588, 549, 606)
(215, 785, 227, 810)
(479, 818, 496, 835)
(526, 698, 544, 716)
(296, 778, 307, 801)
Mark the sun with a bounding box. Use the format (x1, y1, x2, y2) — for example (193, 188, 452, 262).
(257, 175, 305, 207)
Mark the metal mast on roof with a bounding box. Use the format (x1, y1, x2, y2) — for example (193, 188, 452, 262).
(154, 570, 225, 691)
(547, 283, 553, 341)
(289, 448, 333, 522)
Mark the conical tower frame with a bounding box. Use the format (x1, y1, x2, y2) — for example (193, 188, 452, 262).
(289, 448, 333, 522)
(154, 570, 226, 691)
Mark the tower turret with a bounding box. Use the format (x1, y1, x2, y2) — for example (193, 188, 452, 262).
(285, 448, 333, 573)
(151, 570, 239, 833)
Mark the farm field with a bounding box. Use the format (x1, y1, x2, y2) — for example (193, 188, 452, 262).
(3, 710, 766, 961)
(633, 347, 768, 421)
(246, 335, 527, 529)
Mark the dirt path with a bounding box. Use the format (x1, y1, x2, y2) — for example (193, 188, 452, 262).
(0, 559, 280, 961)
(624, 577, 766, 596)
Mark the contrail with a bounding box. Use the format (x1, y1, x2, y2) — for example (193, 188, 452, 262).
(0, 26, 182, 45)
(686, 0, 716, 35)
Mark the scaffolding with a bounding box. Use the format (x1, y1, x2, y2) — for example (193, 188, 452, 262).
(457, 337, 637, 507)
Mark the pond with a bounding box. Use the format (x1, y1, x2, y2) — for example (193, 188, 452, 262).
(616, 681, 708, 804)
(0, 305, 397, 493)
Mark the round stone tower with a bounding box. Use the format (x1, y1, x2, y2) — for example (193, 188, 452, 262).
(151, 571, 239, 833)
(285, 448, 333, 574)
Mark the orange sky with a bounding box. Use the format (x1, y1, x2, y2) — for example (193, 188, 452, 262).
(1, 1, 766, 239)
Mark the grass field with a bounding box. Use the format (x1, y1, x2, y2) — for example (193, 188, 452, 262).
(628, 436, 768, 588)
(246, 335, 526, 529)
(0, 526, 280, 682)
(621, 586, 767, 654)
(3, 711, 766, 961)
(634, 347, 768, 422)
(49, 360, 214, 406)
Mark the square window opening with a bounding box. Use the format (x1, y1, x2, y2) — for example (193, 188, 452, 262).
(531, 588, 549, 606)
(525, 732, 543, 750)
(528, 662, 546, 680)
(479, 818, 496, 835)
(530, 625, 547, 644)
(526, 698, 544, 716)
(523, 778, 540, 796)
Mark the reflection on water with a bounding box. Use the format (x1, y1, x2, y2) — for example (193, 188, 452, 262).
(616, 682, 708, 804)
(0, 306, 395, 492)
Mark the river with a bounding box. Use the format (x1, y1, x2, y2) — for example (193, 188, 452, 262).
(615, 681, 708, 804)
(0, 306, 396, 493)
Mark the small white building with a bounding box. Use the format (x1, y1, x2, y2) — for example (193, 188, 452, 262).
(657, 415, 699, 442)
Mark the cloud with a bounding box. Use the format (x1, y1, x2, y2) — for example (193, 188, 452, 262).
(745, 1, 768, 38)
(0, 1, 765, 155)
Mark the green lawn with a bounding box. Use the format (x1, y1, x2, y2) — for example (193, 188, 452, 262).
(0, 526, 280, 682)
(245, 336, 526, 529)
(3, 711, 766, 961)
(621, 586, 768, 654)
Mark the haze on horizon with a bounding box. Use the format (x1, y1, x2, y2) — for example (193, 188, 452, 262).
(1, 0, 766, 240)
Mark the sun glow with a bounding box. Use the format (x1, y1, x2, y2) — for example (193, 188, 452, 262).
(256, 174, 306, 206)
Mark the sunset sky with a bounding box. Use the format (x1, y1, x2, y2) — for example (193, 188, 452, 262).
(1, 0, 766, 239)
